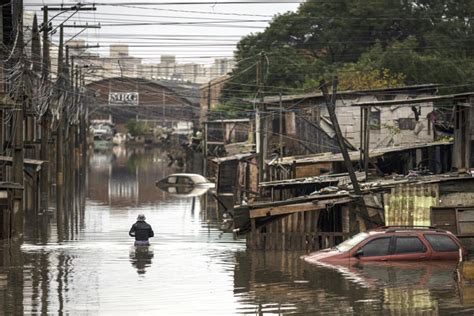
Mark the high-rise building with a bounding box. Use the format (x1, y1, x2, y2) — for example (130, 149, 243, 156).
(109, 44, 129, 58)
(211, 58, 236, 77)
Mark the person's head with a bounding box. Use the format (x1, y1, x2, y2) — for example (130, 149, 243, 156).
(137, 214, 146, 222)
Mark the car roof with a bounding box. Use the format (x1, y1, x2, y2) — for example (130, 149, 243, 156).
(165, 173, 209, 182)
(367, 227, 451, 235)
(167, 173, 204, 177)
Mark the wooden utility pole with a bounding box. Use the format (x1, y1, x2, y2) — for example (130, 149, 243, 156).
(56, 25, 65, 224)
(29, 14, 41, 145)
(31, 14, 42, 74)
(12, 0, 25, 240)
(40, 6, 51, 213)
(41, 7, 51, 79)
(320, 79, 371, 228)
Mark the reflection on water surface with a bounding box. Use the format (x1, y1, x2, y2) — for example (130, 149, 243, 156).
(1, 147, 474, 314)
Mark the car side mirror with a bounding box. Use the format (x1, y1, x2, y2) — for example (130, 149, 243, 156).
(354, 249, 363, 258)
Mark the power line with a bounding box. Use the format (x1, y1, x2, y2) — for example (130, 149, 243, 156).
(25, 1, 305, 6)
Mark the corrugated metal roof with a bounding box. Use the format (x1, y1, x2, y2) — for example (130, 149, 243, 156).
(269, 141, 452, 166)
(212, 153, 255, 163)
(353, 92, 474, 107)
(85, 77, 201, 105)
(259, 84, 440, 104)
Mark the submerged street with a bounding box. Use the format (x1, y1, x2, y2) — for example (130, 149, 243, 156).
(1, 148, 473, 315)
(2, 1, 474, 314)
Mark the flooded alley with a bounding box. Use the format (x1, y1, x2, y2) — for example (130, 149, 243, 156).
(0, 148, 473, 315)
(3, 1, 474, 315)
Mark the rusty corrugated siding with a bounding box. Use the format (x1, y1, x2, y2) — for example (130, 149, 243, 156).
(383, 183, 439, 226)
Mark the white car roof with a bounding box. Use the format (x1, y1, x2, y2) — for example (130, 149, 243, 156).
(166, 173, 208, 183)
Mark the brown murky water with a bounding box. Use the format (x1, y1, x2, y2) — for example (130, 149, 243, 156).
(1, 146, 474, 315)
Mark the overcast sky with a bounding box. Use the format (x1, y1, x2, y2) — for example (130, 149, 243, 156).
(24, 1, 302, 64)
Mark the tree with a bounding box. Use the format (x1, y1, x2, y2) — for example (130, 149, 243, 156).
(126, 120, 147, 137)
(220, 0, 474, 115)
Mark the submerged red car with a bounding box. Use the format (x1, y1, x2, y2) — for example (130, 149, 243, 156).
(303, 227, 467, 264)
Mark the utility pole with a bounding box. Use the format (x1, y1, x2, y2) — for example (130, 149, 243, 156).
(39, 4, 96, 235)
(320, 79, 372, 229)
(203, 81, 212, 177)
(40, 6, 51, 213)
(12, 0, 25, 240)
(256, 52, 266, 184)
(56, 25, 65, 229)
(31, 14, 42, 74)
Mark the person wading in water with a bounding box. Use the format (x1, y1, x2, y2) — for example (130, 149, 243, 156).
(129, 214, 154, 246)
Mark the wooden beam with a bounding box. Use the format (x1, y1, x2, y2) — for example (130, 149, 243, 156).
(249, 197, 353, 218)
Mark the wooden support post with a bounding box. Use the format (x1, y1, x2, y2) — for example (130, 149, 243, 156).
(363, 106, 371, 178)
(0, 110, 4, 181)
(320, 79, 372, 227)
(203, 122, 208, 177)
(359, 107, 364, 170)
(12, 108, 24, 240)
(279, 92, 283, 157)
(256, 52, 266, 185)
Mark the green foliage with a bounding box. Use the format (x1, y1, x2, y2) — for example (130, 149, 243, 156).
(125, 120, 148, 137)
(208, 101, 253, 120)
(222, 0, 474, 113)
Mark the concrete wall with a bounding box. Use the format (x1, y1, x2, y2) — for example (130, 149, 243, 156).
(322, 94, 435, 150)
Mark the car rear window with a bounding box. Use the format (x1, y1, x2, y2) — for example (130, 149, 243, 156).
(359, 237, 391, 257)
(424, 234, 459, 252)
(394, 237, 426, 254)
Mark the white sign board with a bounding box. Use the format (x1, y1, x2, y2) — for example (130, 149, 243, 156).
(108, 92, 139, 106)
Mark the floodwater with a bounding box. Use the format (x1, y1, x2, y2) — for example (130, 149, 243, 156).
(2, 146, 474, 315)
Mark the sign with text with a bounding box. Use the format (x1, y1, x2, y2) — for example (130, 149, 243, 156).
(108, 92, 139, 106)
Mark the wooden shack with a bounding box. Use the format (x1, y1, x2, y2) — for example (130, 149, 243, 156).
(354, 92, 474, 172)
(239, 193, 355, 251)
(266, 141, 452, 191)
(203, 119, 253, 158)
(208, 153, 258, 216)
(259, 84, 439, 157)
(241, 173, 474, 251)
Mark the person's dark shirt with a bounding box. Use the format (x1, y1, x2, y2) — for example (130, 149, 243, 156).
(129, 221, 154, 241)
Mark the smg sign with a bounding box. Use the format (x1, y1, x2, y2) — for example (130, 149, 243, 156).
(108, 92, 139, 106)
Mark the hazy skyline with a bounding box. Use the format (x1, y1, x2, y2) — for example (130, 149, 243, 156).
(24, 1, 302, 64)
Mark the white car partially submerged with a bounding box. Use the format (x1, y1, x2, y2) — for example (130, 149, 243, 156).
(156, 173, 215, 196)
